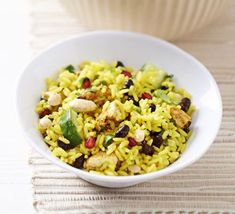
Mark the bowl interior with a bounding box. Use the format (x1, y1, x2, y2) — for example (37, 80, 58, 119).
(17, 31, 222, 187)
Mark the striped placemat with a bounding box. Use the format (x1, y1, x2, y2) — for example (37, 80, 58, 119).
(30, 0, 235, 213)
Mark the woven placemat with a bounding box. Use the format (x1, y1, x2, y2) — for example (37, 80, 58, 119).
(30, 0, 235, 213)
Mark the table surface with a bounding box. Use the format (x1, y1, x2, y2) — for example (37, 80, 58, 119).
(1, 0, 235, 213)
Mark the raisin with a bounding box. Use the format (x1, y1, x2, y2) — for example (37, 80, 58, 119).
(140, 143, 154, 156)
(73, 155, 85, 169)
(149, 103, 156, 112)
(151, 135, 163, 148)
(160, 86, 168, 90)
(39, 108, 51, 118)
(179, 97, 191, 112)
(124, 79, 134, 89)
(57, 140, 75, 150)
(127, 96, 139, 106)
(115, 125, 129, 138)
(116, 61, 125, 67)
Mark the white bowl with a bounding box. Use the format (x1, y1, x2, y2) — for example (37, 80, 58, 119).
(59, 0, 228, 40)
(17, 31, 222, 187)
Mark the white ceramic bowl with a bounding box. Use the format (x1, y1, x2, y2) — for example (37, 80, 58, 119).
(17, 31, 222, 187)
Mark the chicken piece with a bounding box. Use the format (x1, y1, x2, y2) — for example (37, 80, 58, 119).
(84, 152, 118, 170)
(96, 101, 122, 131)
(79, 89, 111, 106)
(95, 116, 107, 131)
(170, 107, 191, 129)
(79, 91, 97, 100)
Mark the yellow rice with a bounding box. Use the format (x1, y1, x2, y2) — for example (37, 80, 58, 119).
(36, 60, 194, 176)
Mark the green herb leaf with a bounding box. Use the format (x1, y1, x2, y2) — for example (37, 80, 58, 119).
(60, 109, 82, 147)
(65, 65, 75, 73)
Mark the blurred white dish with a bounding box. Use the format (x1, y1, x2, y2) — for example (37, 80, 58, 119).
(59, 0, 228, 40)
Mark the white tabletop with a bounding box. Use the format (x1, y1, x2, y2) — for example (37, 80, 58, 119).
(0, 0, 34, 213)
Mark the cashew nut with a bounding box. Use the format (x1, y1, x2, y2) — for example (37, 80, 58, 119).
(47, 93, 62, 106)
(39, 117, 52, 129)
(69, 98, 97, 112)
(135, 129, 145, 142)
(106, 101, 121, 119)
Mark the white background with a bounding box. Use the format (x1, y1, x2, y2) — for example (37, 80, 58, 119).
(0, 0, 34, 213)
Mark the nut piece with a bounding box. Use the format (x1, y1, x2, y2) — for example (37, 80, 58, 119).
(135, 129, 145, 142)
(128, 165, 141, 174)
(69, 98, 97, 112)
(106, 101, 120, 119)
(47, 93, 62, 106)
(84, 152, 118, 170)
(170, 107, 191, 129)
(39, 117, 52, 129)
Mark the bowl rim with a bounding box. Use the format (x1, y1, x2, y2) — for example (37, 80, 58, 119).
(16, 30, 223, 183)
